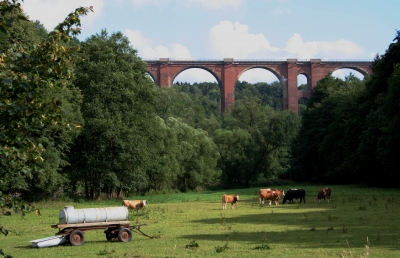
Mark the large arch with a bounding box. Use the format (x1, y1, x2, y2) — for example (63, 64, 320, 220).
(333, 66, 370, 76)
(171, 66, 222, 85)
(236, 67, 283, 109)
(237, 66, 282, 82)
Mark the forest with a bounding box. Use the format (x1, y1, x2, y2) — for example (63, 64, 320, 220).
(1, 2, 399, 204)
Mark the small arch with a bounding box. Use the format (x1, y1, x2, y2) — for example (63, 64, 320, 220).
(297, 73, 309, 91)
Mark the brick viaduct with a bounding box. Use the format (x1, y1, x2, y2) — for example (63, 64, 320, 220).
(145, 58, 373, 113)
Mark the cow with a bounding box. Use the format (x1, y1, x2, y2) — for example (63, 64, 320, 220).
(222, 194, 239, 210)
(258, 189, 285, 206)
(316, 188, 332, 202)
(282, 189, 306, 204)
(122, 200, 147, 212)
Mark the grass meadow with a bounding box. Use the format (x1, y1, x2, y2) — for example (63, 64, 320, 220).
(1, 184, 400, 257)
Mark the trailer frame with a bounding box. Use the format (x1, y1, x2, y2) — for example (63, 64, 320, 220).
(50, 221, 152, 246)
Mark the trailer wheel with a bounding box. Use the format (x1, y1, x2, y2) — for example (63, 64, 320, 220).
(118, 228, 132, 242)
(69, 229, 85, 246)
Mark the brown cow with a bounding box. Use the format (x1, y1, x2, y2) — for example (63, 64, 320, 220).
(122, 200, 147, 212)
(222, 194, 239, 210)
(316, 188, 332, 202)
(259, 189, 285, 206)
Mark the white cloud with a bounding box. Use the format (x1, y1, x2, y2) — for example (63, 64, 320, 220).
(284, 33, 364, 59)
(272, 7, 291, 16)
(205, 21, 367, 82)
(209, 21, 279, 58)
(21, 0, 104, 31)
(124, 29, 192, 59)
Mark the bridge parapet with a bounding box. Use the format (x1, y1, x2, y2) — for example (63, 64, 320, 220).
(143, 58, 372, 63)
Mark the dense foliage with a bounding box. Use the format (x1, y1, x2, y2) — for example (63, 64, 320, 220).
(167, 81, 298, 188)
(289, 30, 400, 186)
(1, 0, 90, 238)
(0, 1, 90, 193)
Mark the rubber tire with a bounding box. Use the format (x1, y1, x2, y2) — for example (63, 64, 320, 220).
(118, 228, 132, 242)
(69, 229, 85, 246)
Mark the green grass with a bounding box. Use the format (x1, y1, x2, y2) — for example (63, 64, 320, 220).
(1, 184, 400, 257)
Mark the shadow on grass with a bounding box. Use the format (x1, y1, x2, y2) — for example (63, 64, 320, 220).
(179, 228, 400, 250)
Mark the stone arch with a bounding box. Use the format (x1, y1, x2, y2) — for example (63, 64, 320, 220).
(332, 66, 370, 77)
(171, 66, 222, 85)
(236, 66, 282, 83)
(236, 66, 283, 96)
(236, 66, 284, 110)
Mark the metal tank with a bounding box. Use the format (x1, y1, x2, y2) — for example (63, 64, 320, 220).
(59, 206, 129, 224)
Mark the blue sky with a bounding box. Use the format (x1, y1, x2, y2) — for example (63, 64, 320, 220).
(21, 0, 399, 84)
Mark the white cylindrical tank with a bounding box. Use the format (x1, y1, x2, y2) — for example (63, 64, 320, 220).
(59, 206, 129, 224)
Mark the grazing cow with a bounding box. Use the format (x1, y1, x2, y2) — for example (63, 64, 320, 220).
(316, 188, 332, 202)
(283, 189, 306, 204)
(258, 189, 285, 206)
(122, 200, 147, 212)
(222, 194, 239, 210)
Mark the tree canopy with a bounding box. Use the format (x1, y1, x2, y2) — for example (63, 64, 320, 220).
(289, 30, 400, 186)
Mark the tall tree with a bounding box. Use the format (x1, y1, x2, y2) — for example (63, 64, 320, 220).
(165, 117, 220, 192)
(1, 0, 90, 236)
(0, 1, 91, 190)
(67, 30, 159, 199)
(291, 74, 365, 183)
(356, 30, 400, 186)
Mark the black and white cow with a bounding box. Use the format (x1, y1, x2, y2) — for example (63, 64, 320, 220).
(282, 189, 306, 204)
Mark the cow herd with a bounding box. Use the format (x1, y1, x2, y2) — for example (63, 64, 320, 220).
(120, 187, 332, 212)
(221, 187, 332, 209)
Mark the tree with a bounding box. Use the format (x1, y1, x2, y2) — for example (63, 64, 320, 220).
(67, 30, 159, 199)
(156, 86, 195, 126)
(289, 73, 366, 183)
(0, 1, 91, 188)
(164, 117, 220, 192)
(218, 98, 300, 187)
(1, 0, 89, 237)
(356, 30, 400, 186)
(213, 128, 251, 187)
(235, 80, 283, 110)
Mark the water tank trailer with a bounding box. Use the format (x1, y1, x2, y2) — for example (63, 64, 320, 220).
(30, 205, 152, 247)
